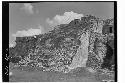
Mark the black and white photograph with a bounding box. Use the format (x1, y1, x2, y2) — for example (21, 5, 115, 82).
(2, 1, 117, 82)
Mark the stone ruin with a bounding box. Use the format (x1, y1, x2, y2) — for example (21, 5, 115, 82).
(9, 15, 114, 73)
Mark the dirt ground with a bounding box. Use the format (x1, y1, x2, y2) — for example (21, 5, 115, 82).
(9, 65, 115, 82)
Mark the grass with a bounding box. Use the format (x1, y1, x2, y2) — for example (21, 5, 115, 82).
(9, 64, 114, 82)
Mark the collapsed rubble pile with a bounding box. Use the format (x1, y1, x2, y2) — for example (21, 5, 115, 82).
(9, 15, 114, 73)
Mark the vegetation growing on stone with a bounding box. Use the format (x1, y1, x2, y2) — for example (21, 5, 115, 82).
(9, 15, 114, 73)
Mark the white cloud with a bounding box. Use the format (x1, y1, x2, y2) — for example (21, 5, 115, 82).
(20, 3, 34, 14)
(46, 11, 84, 27)
(12, 25, 45, 37)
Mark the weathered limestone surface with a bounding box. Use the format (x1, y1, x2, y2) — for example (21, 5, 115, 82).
(68, 30, 90, 69)
(9, 15, 114, 73)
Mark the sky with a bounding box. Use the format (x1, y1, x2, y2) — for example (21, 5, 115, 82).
(9, 2, 114, 47)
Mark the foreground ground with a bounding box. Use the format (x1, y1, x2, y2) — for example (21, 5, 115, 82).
(9, 64, 114, 82)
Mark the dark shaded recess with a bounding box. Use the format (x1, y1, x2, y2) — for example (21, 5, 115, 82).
(9, 57, 21, 63)
(101, 43, 114, 70)
(107, 40, 114, 50)
(109, 27, 112, 33)
(102, 25, 114, 34)
(93, 38, 99, 55)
